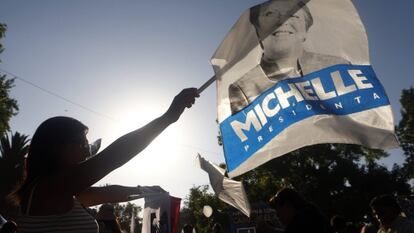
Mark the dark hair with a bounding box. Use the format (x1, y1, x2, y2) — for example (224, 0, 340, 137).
(213, 223, 222, 233)
(250, 0, 313, 40)
(361, 223, 379, 233)
(96, 204, 123, 233)
(330, 215, 346, 231)
(12, 116, 88, 204)
(370, 194, 402, 214)
(97, 220, 123, 233)
(269, 188, 308, 209)
(183, 224, 193, 233)
(1, 221, 17, 233)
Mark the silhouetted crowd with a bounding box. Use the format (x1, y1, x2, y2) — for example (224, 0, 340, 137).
(2, 187, 414, 232)
(180, 188, 414, 233)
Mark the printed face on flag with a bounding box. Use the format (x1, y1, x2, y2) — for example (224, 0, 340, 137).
(254, 0, 309, 62)
(212, 0, 398, 177)
(228, 0, 353, 115)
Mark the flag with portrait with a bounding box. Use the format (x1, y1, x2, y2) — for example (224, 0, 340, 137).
(212, 0, 398, 177)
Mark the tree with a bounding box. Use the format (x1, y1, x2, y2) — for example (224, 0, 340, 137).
(397, 87, 414, 178)
(113, 202, 142, 233)
(0, 23, 6, 57)
(0, 132, 30, 219)
(238, 144, 411, 223)
(0, 23, 19, 134)
(180, 185, 230, 233)
(0, 76, 18, 134)
(0, 23, 25, 221)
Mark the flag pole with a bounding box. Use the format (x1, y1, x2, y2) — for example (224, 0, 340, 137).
(197, 75, 216, 94)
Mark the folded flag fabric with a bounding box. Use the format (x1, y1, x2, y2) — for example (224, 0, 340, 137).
(197, 154, 251, 217)
(212, 0, 398, 177)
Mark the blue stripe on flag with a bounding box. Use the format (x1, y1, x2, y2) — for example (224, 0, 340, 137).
(220, 64, 390, 173)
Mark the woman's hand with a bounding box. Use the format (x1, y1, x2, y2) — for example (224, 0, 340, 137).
(164, 88, 199, 123)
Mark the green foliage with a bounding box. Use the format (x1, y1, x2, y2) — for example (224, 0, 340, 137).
(180, 185, 230, 233)
(112, 202, 142, 233)
(0, 22, 22, 220)
(0, 23, 6, 56)
(238, 143, 411, 223)
(397, 87, 414, 178)
(0, 23, 19, 134)
(0, 132, 30, 182)
(0, 132, 30, 218)
(0, 76, 19, 133)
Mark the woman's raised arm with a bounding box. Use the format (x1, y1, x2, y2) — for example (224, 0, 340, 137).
(45, 88, 199, 196)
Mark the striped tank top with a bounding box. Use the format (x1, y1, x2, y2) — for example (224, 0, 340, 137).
(17, 185, 98, 233)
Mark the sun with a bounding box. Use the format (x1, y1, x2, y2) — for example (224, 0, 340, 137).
(105, 103, 184, 167)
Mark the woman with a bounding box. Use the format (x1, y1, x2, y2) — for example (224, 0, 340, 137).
(13, 88, 198, 232)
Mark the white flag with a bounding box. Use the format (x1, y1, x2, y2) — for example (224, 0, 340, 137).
(197, 154, 251, 217)
(212, 0, 398, 177)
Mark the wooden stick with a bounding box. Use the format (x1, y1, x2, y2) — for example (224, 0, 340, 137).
(197, 75, 216, 94)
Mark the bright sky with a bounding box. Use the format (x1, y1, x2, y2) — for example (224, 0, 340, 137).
(0, 0, 413, 203)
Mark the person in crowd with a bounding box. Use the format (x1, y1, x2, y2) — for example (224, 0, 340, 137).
(228, 0, 349, 114)
(370, 194, 414, 233)
(359, 223, 378, 233)
(255, 218, 275, 233)
(95, 204, 123, 233)
(269, 188, 333, 233)
(11, 88, 198, 233)
(0, 221, 17, 233)
(330, 215, 358, 233)
(182, 224, 194, 233)
(212, 223, 222, 233)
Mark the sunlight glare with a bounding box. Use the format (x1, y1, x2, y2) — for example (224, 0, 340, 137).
(108, 102, 184, 173)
